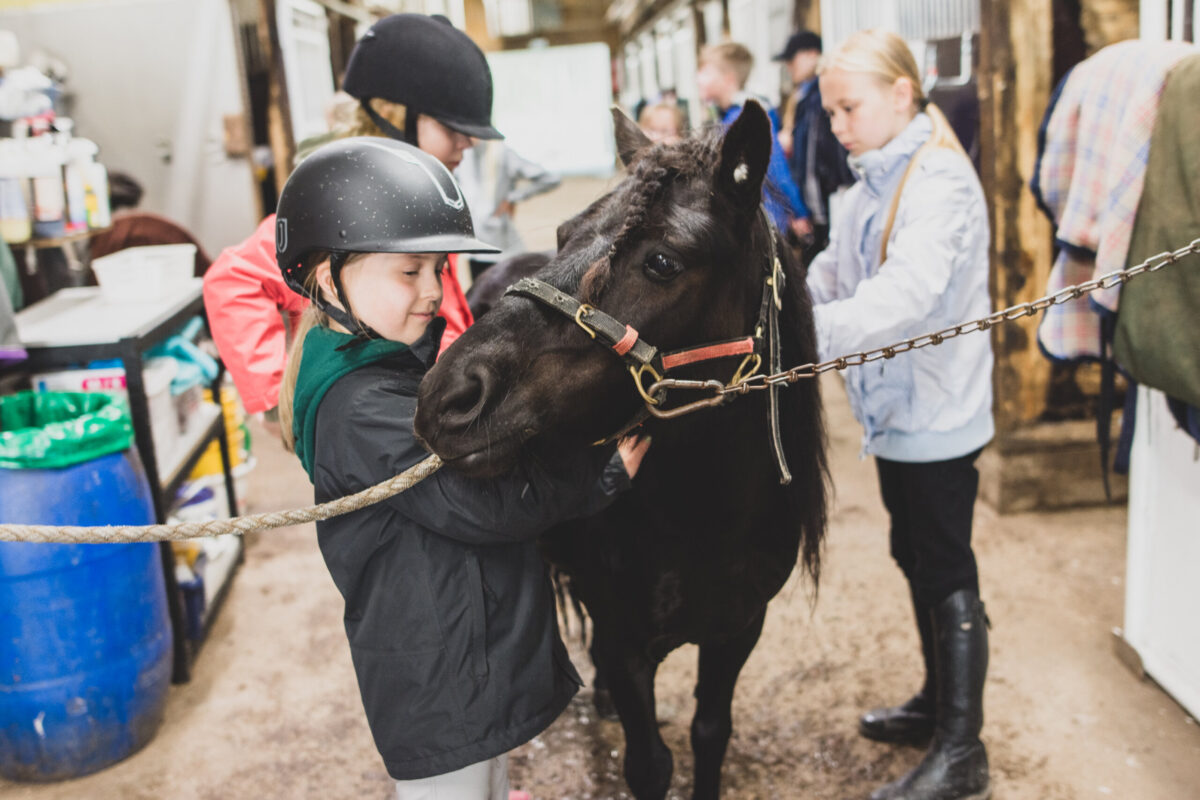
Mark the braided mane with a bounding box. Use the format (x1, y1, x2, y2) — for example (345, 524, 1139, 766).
(580, 131, 724, 303)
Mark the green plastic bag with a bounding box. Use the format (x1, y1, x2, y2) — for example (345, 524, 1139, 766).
(0, 391, 134, 470)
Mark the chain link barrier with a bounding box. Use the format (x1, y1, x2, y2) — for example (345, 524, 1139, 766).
(651, 237, 1200, 404)
(0, 237, 1196, 545)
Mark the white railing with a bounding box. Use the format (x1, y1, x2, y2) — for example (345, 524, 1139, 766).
(818, 0, 979, 51)
(1140, 0, 1198, 42)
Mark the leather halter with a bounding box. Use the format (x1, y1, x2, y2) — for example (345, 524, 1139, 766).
(503, 209, 793, 485)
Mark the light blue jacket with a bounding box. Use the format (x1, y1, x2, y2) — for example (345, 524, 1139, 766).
(807, 113, 994, 462)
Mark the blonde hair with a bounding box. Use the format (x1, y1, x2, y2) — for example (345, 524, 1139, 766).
(338, 97, 408, 139)
(821, 29, 964, 157)
(638, 102, 686, 137)
(278, 260, 330, 452)
(822, 29, 967, 261)
(700, 42, 754, 89)
(294, 98, 409, 167)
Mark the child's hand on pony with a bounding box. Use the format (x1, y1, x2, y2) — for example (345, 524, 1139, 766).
(618, 434, 652, 478)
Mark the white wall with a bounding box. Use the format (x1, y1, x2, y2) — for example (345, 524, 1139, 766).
(727, 0, 791, 103)
(0, 0, 260, 254)
(486, 43, 616, 177)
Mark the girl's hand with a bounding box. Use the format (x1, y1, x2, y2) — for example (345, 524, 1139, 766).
(617, 434, 652, 478)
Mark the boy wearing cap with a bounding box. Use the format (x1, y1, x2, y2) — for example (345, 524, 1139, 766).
(775, 30, 854, 257)
(696, 42, 809, 236)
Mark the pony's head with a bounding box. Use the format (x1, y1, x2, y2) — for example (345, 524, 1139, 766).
(415, 102, 779, 476)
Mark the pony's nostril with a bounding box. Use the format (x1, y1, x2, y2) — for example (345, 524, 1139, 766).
(441, 366, 493, 426)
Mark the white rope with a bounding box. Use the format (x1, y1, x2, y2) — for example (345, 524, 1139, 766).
(4, 237, 1196, 546)
(0, 455, 442, 544)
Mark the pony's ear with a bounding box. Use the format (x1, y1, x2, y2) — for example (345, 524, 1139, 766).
(612, 105, 653, 167)
(716, 100, 772, 212)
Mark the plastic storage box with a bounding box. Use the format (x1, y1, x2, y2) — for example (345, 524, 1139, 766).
(91, 244, 196, 304)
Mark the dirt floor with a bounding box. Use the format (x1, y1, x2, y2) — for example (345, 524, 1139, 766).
(3, 179, 1198, 800)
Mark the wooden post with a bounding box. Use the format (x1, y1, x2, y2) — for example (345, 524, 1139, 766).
(792, 0, 819, 32)
(979, 0, 1054, 430)
(976, 0, 1127, 512)
(258, 0, 296, 196)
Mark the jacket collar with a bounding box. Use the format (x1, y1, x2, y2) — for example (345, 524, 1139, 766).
(408, 316, 445, 370)
(291, 318, 445, 480)
(848, 113, 932, 197)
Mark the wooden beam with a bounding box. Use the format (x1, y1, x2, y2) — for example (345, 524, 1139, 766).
(311, 0, 373, 24)
(978, 0, 1055, 430)
(259, 0, 297, 195)
(793, 0, 820, 32)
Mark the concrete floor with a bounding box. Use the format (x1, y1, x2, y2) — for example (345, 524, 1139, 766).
(2, 178, 1198, 799)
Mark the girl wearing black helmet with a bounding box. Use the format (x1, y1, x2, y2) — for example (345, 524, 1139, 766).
(275, 137, 649, 800)
(204, 13, 499, 431)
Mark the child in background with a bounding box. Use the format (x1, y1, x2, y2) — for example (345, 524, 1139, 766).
(455, 140, 560, 281)
(774, 30, 854, 258)
(203, 14, 499, 429)
(275, 137, 650, 800)
(695, 42, 809, 236)
(807, 28, 993, 800)
(637, 102, 686, 145)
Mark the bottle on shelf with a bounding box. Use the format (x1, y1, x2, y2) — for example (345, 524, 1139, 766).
(80, 140, 112, 231)
(63, 137, 92, 234)
(0, 140, 32, 244)
(27, 137, 67, 240)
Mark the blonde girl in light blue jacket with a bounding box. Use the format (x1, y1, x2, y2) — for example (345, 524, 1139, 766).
(808, 29, 994, 800)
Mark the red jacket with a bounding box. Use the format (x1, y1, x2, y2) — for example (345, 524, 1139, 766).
(203, 214, 474, 413)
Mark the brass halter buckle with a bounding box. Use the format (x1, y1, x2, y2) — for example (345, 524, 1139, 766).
(729, 352, 763, 387)
(768, 256, 784, 311)
(630, 363, 664, 406)
(574, 304, 598, 338)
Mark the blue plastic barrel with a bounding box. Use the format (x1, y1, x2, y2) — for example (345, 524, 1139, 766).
(0, 448, 172, 782)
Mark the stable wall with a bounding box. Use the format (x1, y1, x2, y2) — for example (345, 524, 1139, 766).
(0, 0, 260, 255)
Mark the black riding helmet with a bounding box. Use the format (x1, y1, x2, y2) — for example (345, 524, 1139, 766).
(276, 137, 499, 339)
(342, 13, 504, 144)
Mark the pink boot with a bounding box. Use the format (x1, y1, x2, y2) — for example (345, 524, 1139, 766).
(508, 792, 532, 800)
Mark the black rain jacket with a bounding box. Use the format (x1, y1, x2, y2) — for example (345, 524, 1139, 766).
(306, 324, 630, 779)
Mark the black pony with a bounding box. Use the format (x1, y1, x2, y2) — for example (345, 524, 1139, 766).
(415, 103, 828, 800)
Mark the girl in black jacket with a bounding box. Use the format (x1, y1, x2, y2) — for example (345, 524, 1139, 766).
(273, 137, 649, 799)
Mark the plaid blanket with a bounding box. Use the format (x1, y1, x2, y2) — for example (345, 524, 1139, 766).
(1032, 40, 1196, 362)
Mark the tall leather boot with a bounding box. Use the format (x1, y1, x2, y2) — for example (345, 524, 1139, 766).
(869, 590, 991, 800)
(859, 588, 937, 745)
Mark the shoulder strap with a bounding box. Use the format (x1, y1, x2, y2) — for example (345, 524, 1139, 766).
(878, 140, 933, 264)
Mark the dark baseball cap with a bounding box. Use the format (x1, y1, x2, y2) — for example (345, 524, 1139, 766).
(774, 31, 823, 61)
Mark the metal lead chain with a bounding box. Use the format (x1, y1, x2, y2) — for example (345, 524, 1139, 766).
(650, 237, 1200, 405)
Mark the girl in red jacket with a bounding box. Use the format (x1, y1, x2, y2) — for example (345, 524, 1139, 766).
(203, 14, 501, 421)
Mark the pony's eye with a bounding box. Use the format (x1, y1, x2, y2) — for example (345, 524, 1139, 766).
(644, 252, 684, 282)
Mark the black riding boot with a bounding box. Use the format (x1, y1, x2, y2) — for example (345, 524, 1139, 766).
(859, 587, 936, 745)
(869, 590, 991, 800)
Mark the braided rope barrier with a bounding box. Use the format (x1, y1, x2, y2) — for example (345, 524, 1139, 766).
(1, 237, 1196, 546)
(0, 454, 442, 544)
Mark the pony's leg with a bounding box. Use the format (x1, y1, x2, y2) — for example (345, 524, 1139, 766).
(690, 609, 767, 800)
(595, 636, 673, 800)
(590, 635, 619, 720)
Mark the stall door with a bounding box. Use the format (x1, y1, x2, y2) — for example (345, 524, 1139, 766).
(1123, 387, 1200, 719)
